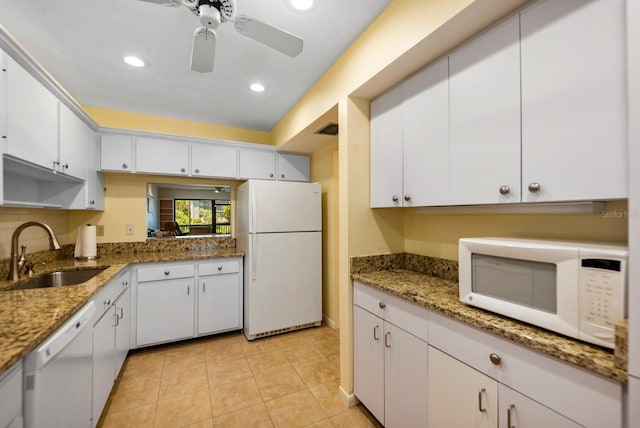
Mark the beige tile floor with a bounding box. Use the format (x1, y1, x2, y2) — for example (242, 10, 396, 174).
(98, 325, 382, 428)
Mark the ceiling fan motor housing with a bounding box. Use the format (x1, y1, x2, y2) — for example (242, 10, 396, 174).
(197, 0, 235, 22)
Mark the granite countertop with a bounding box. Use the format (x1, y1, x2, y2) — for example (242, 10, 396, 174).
(351, 254, 627, 383)
(0, 239, 243, 374)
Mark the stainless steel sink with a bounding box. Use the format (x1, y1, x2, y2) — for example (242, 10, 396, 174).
(13, 268, 107, 290)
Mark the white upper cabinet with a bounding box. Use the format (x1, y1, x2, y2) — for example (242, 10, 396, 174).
(370, 85, 403, 208)
(86, 131, 104, 210)
(402, 57, 450, 206)
(449, 14, 521, 205)
(58, 101, 89, 180)
(4, 55, 58, 170)
(520, 0, 627, 202)
(100, 135, 133, 172)
(276, 153, 309, 182)
(238, 148, 276, 180)
(136, 137, 189, 176)
(191, 143, 237, 178)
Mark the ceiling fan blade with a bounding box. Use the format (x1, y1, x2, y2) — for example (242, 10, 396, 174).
(234, 15, 303, 57)
(136, 0, 183, 6)
(191, 27, 216, 73)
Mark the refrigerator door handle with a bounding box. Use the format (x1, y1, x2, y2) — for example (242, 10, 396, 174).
(251, 234, 257, 280)
(251, 187, 257, 234)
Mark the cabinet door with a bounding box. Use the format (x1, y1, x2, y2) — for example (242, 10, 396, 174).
(402, 58, 450, 206)
(191, 143, 237, 178)
(197, 273, 241, 335)
(136, 137, 189, 175)
(498, 384, 580, 428)
(114, 286, 130, 376)
(428, 346, 498, 428)
(5, 55, 58, 170)
(238, 148, 276, 180)
(449, 15, 521, 205)
(353, 306, 385, 424)
(384, 322, 428, 428)
(92, 309, 116, 427)
(100, 135, 133, 172)
(370, 85, 403, 208)
(520, 0, 627, 202)
(276, 153, 309, 181)
(58, 102, 89, 180)
(137, 279, 195, 346)
(86, 130, 105, 210)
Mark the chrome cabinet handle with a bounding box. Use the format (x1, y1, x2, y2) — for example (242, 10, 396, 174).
(384, 332, 391, 348)
(217, 266, 223, 271)
(122, 280, 128, 287)
(281, 173, 285, 178)
(89, 200, 95, 205)
(164, 270, 170, 276)
(118, 307, 124, 320)
(180, 168, 186, 173)
(499, 185, 510, 195)
(105, 299, 111, 307)
(528, 182, 541, 193)
(391, 195, 399, 202)
(489, 353, 502, 366)
(63, 163, 69, 170)
(269, 173, 274, 178)
(404, 194, 411, 202)
(113, 313, 119, 327)
(195, 168, 200, 174)
(187, 285, 190, 296)
(122, 163, 128, 169)
(507, 404, 516, 428)
(379, 301, 386, 309)
(478, 388, 487, 413)
(373, 325, 380, 341)
(202, 282, 206, 293)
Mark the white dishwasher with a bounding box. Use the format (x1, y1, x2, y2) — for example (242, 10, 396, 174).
(23, 301, 95, 428)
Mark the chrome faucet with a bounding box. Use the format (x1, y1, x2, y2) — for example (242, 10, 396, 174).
(7, 222, 62, 281)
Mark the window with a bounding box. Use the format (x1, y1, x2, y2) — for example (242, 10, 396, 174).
(174, 199, 231, 235)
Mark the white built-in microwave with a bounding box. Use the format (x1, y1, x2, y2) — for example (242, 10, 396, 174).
(459, 237, 627, 348)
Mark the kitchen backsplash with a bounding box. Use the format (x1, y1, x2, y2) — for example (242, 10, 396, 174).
(0, 208, 72, 260)
(350, 252, 459, 282)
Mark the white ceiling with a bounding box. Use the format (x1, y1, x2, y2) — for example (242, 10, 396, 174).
(0, 0, 390, 131)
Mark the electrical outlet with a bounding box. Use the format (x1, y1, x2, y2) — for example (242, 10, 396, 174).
(96, 225, 104, 236)
(126, 224, 135, 235)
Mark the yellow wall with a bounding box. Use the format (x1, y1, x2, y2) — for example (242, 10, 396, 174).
(404, 201, 629, 260)
(84, 106, 270, 146)
(311, 140, 340, 326)
(69, 174, 238, 243)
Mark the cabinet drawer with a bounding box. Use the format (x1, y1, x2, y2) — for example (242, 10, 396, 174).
(92, 271, 130, 319)
(428, 311, 622, 428)
(199, 259, 240, 276)
(354, 281, 428, 342)
(137, 263, 195, 283)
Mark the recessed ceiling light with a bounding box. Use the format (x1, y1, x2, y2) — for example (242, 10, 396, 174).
(250, 83, 265, 93)
(288, 0, 315, 12)
(124, 56, 145, 68)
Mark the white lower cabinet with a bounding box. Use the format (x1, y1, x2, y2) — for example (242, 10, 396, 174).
(137, 276, 195, 346)
(428, 346, 497, 428)
(134, 258, 243, 347)
(0, 360, 23, 428)
(353, 282, 623, 428)
(91, 270, 131, 427)
(353, 282, 429, 427)
(197, 259, 242, 335)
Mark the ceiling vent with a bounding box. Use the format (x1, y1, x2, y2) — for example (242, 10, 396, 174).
(315, 122, 338, 136)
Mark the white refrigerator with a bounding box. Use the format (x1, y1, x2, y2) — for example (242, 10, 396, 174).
(236, 180, 322, 340)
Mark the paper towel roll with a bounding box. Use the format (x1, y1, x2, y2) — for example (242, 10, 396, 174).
(75, 225, 97, 260)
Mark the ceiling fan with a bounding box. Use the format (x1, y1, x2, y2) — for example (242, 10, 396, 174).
(138, 0, 304, 72)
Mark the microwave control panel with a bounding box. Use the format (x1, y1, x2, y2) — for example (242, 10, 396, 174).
(579, 257, 625, 347)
